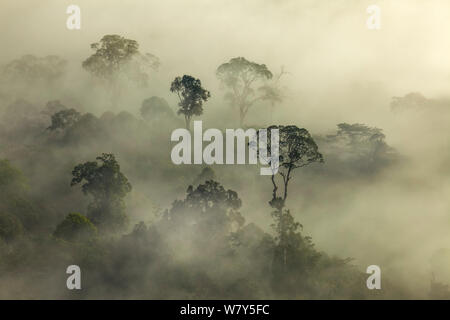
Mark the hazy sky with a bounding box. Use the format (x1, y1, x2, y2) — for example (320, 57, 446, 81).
(1, 0, 449, 130)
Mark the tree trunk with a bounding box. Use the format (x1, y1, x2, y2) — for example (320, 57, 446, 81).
(239, 108, 245, 126)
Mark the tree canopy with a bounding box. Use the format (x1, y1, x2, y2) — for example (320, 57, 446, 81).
(258, 125, 323, 210)
(82, 34, 160, 94)
(140, 96, 174, 121)
(53, 212, 97, 243)
(2, 54, 67, 84)
(47, 108, 81, 131)
(216, 57, 273, 125)
(71, 153, 132, 231)
(170, 75, 210, 129)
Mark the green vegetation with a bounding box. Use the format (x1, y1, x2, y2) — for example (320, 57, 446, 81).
(0, 34, 423, 300)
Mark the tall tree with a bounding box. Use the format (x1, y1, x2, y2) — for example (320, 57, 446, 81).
(170, 75, 210, 129)
(261, 125, 323, 210)
(71, 153, 132, 232)
(258, 125, 323, 271)
(216, 57, 273, 125)
(82, 35, 159, 107)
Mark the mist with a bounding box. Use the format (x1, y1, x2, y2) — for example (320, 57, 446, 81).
(0, 0, 450, 299)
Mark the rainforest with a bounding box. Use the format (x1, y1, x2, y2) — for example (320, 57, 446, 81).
(0, 0, 450, 300)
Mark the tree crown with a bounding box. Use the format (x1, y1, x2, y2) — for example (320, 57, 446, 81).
(170, 75, 210, 118)
(216, 57, 273, 88)
(71, 153, 132, 200)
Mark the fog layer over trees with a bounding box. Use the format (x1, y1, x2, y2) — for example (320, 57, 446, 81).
(0, 0, 450, 299)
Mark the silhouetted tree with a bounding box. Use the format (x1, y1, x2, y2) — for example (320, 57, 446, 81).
(260, 125, 323, 210)
(170, 75, 210, 129)
(258, 125, 323, 273)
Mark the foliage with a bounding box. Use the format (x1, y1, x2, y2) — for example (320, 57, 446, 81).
(162, 180, 245, 257)
(0, 39, 411, 300)
(390, 92, 431, 112)
(315, 123, 396, 176)
(0, 159, 28, 195)
(216, 57, 273, 124)
(258, 125, 323, 209)
(0, 211, 23, 243)
(53, 213, 97, 242)
(140, 96, 174, 121)
(170, 75, 210, 129)
(0, 160, 42, 232)
(82, 34, 159, 87)
(71, 153, 132, 231)
(2, 54, 67, 84)
(165, 180, 243, 227)
(271, 208, 320, 276)
(47, 108, 81, 131)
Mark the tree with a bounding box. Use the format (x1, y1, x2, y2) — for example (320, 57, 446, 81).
(63, 113, 106, 145)
(140, 96, 174, 121)
(334, 123, 389, 157)
(163, 180, 244, 244)
(260, 125, 323, 210)
(82, 35, 160, 107)
(258, 125, 323, 272)
(47, 108, 81, 131)
(53, 213, 97, 243)
(270, 208, 320, 286)
(170, 75, 210, 129)
(71, 153, 132, 232)
(390, 92, 431, 112)
(318, 123, 396, 175)
(216, 57, 273, 125)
